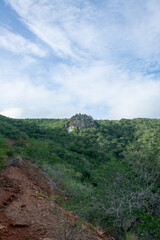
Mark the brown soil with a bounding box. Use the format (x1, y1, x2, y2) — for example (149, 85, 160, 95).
(0, 159, 114, 240)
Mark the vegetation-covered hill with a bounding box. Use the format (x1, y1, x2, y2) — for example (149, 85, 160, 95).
(0, 114, 160, 240)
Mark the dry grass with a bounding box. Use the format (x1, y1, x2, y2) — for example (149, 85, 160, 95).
(125, 232, 138, 240)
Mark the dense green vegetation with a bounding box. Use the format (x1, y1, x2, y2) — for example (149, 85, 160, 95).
(0, 114, 159, 239)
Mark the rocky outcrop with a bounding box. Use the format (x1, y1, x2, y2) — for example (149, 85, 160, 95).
(66, 114, 96, 132)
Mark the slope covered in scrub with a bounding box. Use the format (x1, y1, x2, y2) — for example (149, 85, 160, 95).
(0, 114, 160, 240)
(0, 158, 112, 240)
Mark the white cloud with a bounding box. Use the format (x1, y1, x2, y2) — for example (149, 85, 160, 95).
(5, 0, 160, 65)
(1, 56, 160, 119)
(0, 61, 86, 118)
(5, 0, 106, 60)
(49, 62, 160, 119)
(107, 78, 160, 119)
(0, 108, 22, 118)
(0, 27, 47, 57)
(120, 0, 160, 60)
(1, 0, 160, 119)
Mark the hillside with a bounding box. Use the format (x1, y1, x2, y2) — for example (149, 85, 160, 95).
(0, 114, 160, 240)
(0, 158, 112, 240)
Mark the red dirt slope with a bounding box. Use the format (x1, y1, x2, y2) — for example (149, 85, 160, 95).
(0, 159, 114, 240)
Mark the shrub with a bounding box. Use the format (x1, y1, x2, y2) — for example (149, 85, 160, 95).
(52, 206, 87, 240)
(125, 232, 138, 240)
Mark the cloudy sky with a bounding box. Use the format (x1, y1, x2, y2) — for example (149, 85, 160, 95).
(0, 0, 160, 119)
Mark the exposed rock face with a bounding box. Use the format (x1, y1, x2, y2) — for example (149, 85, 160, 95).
(66, 114, 96, 132)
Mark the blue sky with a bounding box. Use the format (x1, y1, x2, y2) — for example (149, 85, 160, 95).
(0, 0, 160, 119)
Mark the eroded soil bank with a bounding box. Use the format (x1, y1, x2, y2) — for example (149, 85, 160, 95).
(0, 159, 113, 240)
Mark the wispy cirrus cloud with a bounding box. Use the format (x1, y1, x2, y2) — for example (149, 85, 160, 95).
(0, 27, 47, 57)
(5, 0, 160, 67)
(1, 0, 160, 119)
(4, 0, 107, 60)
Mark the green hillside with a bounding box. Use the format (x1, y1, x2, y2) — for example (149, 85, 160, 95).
(0, 114, 160, 240)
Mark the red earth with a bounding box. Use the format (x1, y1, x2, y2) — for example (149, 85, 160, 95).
(0, 159, 114, 240)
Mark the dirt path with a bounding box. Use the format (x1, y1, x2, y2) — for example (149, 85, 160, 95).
(0, 159, 113, 240)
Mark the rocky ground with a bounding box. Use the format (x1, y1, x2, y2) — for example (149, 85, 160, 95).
(0, 159, 114, 240)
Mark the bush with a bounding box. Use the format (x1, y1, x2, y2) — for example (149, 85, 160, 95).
(0, 136, 13, 168)
(125, 232, 138, 240)
(52, 206, 87, 240)
(135, 213, 160, 240)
